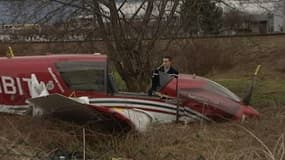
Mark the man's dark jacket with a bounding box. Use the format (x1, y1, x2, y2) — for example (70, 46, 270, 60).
(148, 66, 178, 95)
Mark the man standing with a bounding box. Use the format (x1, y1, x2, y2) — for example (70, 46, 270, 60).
(158, 56, 178, 76)
(148, 56, 178, 96)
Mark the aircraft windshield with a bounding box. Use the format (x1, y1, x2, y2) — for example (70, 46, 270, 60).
(200, 77, 241, 102)
(56, 61, 106, 92)
(158, 73, 240, 102)
(158, 71, 175, 90)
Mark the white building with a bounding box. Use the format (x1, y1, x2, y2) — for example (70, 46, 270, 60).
(272, 1, 285, 32)
(222, 0, 285, 32)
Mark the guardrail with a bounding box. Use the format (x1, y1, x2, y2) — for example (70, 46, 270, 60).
(1, 32, 285, 44)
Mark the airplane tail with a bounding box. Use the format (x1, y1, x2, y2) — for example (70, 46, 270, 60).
(28, 74, 49, 98)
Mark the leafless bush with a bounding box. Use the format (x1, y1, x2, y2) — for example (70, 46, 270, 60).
(160, 38, 239, 76)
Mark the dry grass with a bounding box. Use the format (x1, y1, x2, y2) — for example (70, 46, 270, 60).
(0, 103, 284, 160)
(2, 34, 285, 76)
(101, 103, 285, 160)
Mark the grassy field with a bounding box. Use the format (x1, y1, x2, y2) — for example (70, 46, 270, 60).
(0, 71, 284, 160)
(2, 34, 285, 159)
(216, 78, 285, 107)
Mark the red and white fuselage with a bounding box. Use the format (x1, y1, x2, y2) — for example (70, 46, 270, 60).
(0, 54, 259, 132)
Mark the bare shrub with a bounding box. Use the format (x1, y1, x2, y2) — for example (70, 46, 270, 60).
(163, 38, 238, 76)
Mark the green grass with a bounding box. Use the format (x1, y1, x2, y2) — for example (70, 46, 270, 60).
(214, 78, 285, 107)
(110, 69, 127, 91)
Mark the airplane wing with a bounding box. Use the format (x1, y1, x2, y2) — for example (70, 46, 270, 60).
(27, 94, 153, 132)
(26, 94, 135, 132)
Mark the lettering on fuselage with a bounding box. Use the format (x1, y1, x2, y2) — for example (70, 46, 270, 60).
(0, 76, 30, 95)
(0, 76, 53, 96)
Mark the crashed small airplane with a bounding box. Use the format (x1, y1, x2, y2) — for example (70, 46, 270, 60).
(0, 53, 259, 132)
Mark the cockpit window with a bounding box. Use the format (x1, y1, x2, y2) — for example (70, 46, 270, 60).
(55, 61, 106, 92)
(157, 71, 175, 90)
(200, 77, 240, 102)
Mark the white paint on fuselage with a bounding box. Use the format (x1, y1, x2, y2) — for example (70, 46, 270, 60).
(89, 98, 204, 123)
(0, 104, 30, 115)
